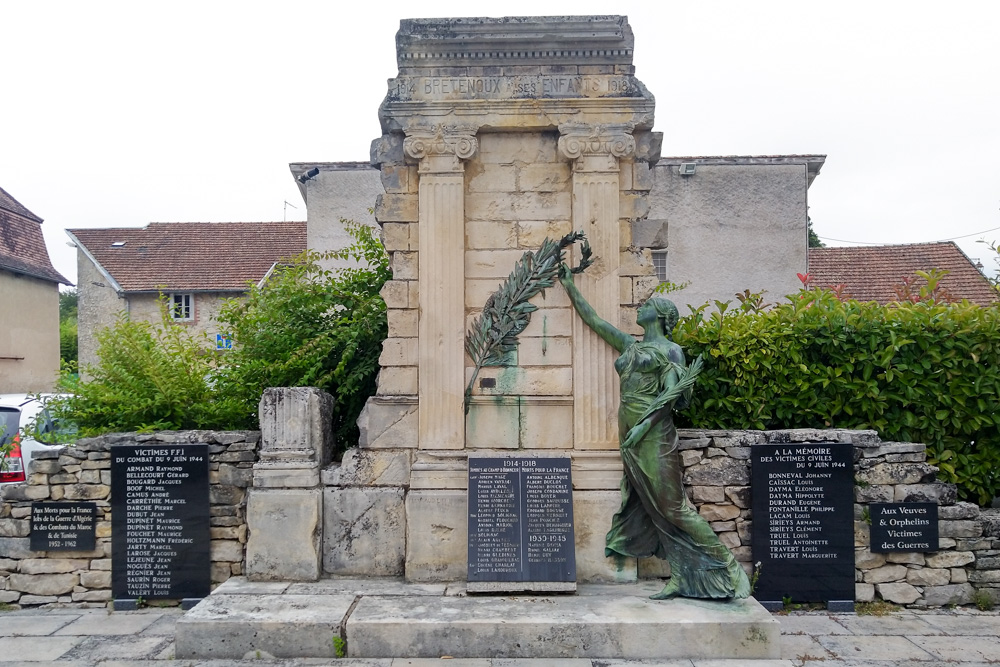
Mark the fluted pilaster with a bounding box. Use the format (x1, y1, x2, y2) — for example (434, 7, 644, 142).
(405, 125, 478, 449)
(559, 123, 635, 450)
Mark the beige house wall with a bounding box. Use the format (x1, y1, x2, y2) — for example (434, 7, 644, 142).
(0, 270, 60, 392)
(76, 249, 241, 374)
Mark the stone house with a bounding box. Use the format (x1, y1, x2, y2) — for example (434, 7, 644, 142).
(66, 222, 305, 372)
(0, 186, 71, 392)
(292, 155, 826, 314)
(808, 241, 998, 305)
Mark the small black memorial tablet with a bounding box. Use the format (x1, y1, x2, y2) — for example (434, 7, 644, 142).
(870, 503, 938, 552)
(30, 502, 96, 552)
(111, 444, 210, 601)
(752, 442, 855, 605)
(467, 456, 576, 592)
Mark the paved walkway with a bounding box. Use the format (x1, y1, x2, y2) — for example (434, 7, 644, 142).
(2, 605, 1000, 666)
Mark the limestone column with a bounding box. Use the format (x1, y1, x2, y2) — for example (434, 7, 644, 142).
(558, 123, 636, 450)
(403, 126, 478, 450)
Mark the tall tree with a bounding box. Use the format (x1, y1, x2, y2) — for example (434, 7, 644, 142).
(808, 217, 825, 248)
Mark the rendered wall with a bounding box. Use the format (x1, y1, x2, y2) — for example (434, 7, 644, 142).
(643, 162, 810, 313)
(0, 270, 60, 392)
(75, 250, 125, 374)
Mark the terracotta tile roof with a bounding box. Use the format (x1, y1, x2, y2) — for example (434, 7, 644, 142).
(808, 242, 998, 306)
(0, 187, 70, 284)
(68, 222, 306, 292)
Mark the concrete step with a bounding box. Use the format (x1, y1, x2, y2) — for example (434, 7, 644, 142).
(174, 577, 781, 661)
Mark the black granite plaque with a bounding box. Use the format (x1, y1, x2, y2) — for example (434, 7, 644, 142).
(30, 502, 96, 551)
(111, 444, 210, 600)
(752, 442, 855, 603)
(870, 503, 938, 552)
(468, 457, 576, 589)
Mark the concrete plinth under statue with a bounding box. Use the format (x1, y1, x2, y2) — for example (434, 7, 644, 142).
(176, 578, 781, 661)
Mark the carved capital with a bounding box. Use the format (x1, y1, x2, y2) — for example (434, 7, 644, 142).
(557, 123, 636, 167)
(403, 124, 479, 166)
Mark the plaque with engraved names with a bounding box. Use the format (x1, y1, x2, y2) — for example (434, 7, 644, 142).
(752, 443, 855, 603)
(468, 457, 576, 592)
(870, 503, 938, 552)
(111, 444, 210, 601)
(30, 502, 96, 551)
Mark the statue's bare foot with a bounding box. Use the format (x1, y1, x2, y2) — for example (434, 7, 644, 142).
(650, 580, 680, 600)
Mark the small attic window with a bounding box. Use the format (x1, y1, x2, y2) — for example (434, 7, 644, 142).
(111, 241, 126, 247)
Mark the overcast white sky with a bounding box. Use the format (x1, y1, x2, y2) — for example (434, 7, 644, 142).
(3, 1, 999, 285)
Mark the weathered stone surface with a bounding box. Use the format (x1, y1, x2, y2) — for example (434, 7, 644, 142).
(855, 485, 893, 503)
(680, 450, 702, 467)
(347, 593, 779, 660)
(683, 457, 749, 486)
(17, 558, 88, 574)
(726, 486, 751, 509)
(863, 564, 907, 584)
(699, 504, 740, 522)
(980, 509, 1000, 537)
(572, 491, 636, 583)
(906, 568, 950, 586)
(214, 464, 253, 487)
(211, 540, 245, 563)
(257, 387, 333, 465)
(0, 537, 32, 559)
(894, 483, 957, 504)
(690, 486, 725, 504)
(0, 518, 29, 537)
(324, 487, 405, 577)
(939, 501, 979, 520)
(925, 551, 975, 569)
(855, 549, 887, 570)
(968, 569, 1000, 583)
(245, 489, 322, 582)
(357, 398, 418, 449)
(939, 520, 983, 539)
(8, 573, 77, 595)
(79, 570, 112, 588)
(886, 552, 924, 565)
(175, 593, 357, 659)
(1, 484, 49, 501)
(404, 490, 468, 583)
(920, 583, 975, 606)
(856, 462, 936, 486)
(876, 582, 921, 604)
(322, 448, 411, 487)
(856, 582, 875, 602)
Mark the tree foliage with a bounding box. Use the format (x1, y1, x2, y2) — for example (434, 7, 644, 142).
(52, 222, 390, 456)
(807, 216, 824, 248)
(212, 221, 390, 450)
(672, 284, 1000, 505)
(59, 288, 78, 365)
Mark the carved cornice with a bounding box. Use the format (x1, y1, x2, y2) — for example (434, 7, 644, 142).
(403, 124, 479, 163)
(557, 123, 636, 162)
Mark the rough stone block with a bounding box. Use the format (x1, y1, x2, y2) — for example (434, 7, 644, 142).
(322, 448, 412, 487)
(211, 540, 245, 563)
(856, 582, 875, 602)
(8, 573, 77, 595)
(79, 570, 112, 589)
(886, 552, 924, 565)
(940, 502, 979, 520)
(939, 520, 983, 539)
(683, 458, 749, 486)
(876, 582, 921, 604)
(856, 462, 936, 486)
(0, 518, 29, 537)
(925, 551, 975, 568)
(516, 163, 571, 192)
(465, 192, 570, 222)
(863, 564, 907, 584)
(690, 486, 725, 504)
(855, 549, 887, 570)
(856, 485, 894, 503)
(405, 490, 467, 582)
(324, 487, 405, 576)
(921, 583, 975, 606)
(894, 483, 957, 504)
(391, 251, 418, 280)
(478, 132, 556, 163)
(375, 193, 418, 222)
(466, 163, 517, 193)
(380, 280, 410, 308)
(905, 568, 949, 586)
(382, 223, 414, 252)
(258, 387, 333, 465)
(17, 558, 88, 574)
(357, 398, 418, 449)
(465, 401, 520, 450)
(699, 504, 740, 522)
(573, 490, 636, 583)
(245, 489, 322, 582)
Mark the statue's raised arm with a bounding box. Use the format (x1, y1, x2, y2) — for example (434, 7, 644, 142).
(557, 264, 633, 353)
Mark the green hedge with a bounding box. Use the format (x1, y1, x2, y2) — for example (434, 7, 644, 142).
(672, 288, 1000, 505)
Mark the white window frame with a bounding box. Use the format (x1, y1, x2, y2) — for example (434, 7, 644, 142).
(168, 293, 194, 321)
(651, 249, 668, 283)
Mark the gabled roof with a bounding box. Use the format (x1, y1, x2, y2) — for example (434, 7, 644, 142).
(0, 186, 70, 284)
(67, 222, 306, 292)
(808, 242, 998, 306)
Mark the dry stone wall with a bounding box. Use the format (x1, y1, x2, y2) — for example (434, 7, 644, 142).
(0, 430, 258, 608)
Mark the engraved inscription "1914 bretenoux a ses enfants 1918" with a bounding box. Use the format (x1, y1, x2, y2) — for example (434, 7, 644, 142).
(391, 75, 639, 101)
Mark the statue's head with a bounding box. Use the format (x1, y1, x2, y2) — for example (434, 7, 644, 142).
(647, 297, 679, 336)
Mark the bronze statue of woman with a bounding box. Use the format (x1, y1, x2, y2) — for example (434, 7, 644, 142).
(559, 266, 750, 600)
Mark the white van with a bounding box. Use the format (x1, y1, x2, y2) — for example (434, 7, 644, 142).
(0, 395, 72, 485)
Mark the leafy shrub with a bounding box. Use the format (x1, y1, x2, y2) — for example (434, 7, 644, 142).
(212, 221, 390, 451)
(673, 286, 1000, 505)
(54, 307, 242, 435)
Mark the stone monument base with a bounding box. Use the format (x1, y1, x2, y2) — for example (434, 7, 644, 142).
(175, 577, 781, 661)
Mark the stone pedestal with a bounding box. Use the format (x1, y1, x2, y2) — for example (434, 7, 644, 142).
(245, 387, 331, 582)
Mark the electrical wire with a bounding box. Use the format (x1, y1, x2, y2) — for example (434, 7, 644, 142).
(818, 225, 1000, 246)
